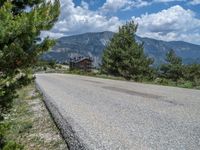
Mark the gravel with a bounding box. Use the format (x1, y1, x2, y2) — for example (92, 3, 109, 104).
(36, 73, 200, 150)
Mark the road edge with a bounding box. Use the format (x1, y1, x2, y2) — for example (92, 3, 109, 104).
(35, 80, 88, 150)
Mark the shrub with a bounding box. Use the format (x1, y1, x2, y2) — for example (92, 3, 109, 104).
(3, 141, 24, 150)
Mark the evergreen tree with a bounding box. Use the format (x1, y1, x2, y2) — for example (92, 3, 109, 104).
(183, 64, 200, 86)
(101, 21, 153, 80)
(0, 0, 60, 121)
(160, 49, 183, 81)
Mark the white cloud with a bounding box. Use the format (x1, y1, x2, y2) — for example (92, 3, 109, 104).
(101, 0, 151, 13)
(133, 5, 200, 44)
(154, 0, 200, 5)
(100, 0, 186, 13)
(189, 0, 200, 5)
(41, 1, 200, 45)
(153, 0, 185, 2)
(41, 31, 65, 39)
(123, 0, 151, 10)
(100, 0, 129, 13)
(42, 0, 122, 39)
(81, 1, 89, 9)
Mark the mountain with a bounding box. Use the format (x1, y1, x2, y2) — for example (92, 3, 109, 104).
(42, 31, 200, 66)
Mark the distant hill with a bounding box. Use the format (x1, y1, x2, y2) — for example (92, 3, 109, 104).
(42, 31, 200, 67)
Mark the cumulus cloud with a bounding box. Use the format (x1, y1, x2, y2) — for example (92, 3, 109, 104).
(42, 0, 122, 39)
(133, 5, 200, 44)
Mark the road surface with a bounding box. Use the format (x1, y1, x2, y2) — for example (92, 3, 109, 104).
(36, 73, 200, 150)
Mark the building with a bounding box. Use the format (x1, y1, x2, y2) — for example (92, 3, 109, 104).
(69, 56, 93, 71)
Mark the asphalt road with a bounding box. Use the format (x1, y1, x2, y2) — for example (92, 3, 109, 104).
(36, 73, 200, 150)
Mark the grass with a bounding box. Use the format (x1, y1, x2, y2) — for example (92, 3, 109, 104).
(1, 84, 67, 150)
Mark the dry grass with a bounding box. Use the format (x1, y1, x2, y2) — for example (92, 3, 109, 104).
(3, 84, 68, 150)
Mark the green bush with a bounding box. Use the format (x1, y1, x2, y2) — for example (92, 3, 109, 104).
(179, 81, 193, 89)
(154, 78, 170, 85)
(3, 141, 24, 150)
(0, 123, 8, 149)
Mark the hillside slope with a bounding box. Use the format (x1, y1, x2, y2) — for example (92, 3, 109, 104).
(42, 31, 200, 66)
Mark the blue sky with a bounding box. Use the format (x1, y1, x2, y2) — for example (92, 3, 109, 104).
(74, 0, 200, 18)
(42, 0, 200, 44)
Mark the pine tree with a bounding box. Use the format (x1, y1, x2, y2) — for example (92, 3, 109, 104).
(0, 0, 60, 121)
(160, 49, 183, 81)
(182, 63, 200, 87)
(101, 21, 153, 80)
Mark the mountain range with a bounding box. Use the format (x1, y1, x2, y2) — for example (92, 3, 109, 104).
(42, 31, 200, 67)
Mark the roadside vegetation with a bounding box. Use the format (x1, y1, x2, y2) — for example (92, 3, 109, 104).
(101, 21, 200, 89)
(0, 0, 60, 149)
(0, 84, 67, 149)
(155, 49, 200, 89)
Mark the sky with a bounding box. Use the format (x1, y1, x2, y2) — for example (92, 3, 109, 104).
(42, 0, 200, 45)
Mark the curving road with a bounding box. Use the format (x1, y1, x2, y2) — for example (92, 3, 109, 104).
(36, 73, 200, 150)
